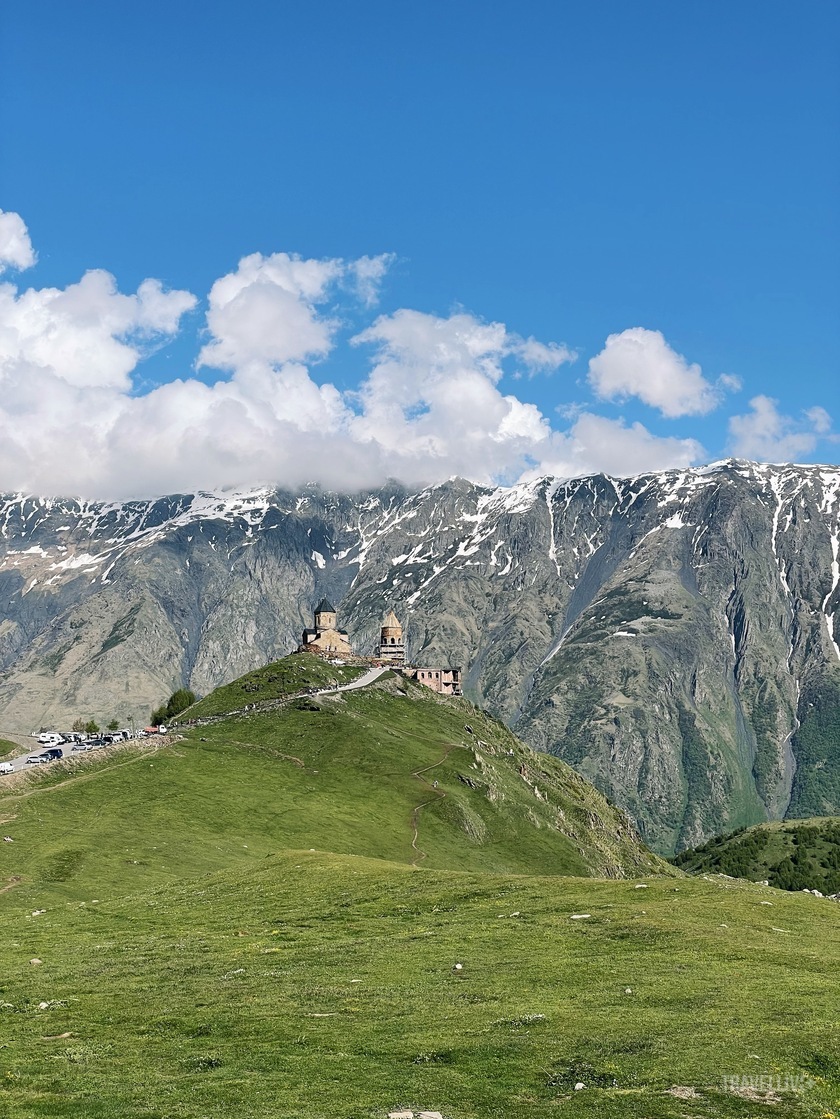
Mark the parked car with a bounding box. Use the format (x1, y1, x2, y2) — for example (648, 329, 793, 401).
(42, 748, 63, 761)
(37, 733, 63, 748)
(0, 761, 14, 775)
(26, 754, 48, 765)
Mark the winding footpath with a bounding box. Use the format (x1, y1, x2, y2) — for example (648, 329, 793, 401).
(408, 743, 460, 866)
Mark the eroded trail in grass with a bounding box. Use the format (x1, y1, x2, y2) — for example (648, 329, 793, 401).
(409, 743, 459, 865)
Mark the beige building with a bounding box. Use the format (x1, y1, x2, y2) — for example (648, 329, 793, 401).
(378, 609, 405, 664)
(405, 666, 463, 696)
(300, 598, 353, 656)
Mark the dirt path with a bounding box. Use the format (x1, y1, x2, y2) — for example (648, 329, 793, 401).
(408, 743, 460, 866)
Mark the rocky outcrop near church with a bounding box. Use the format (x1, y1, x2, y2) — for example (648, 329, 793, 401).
(0, 460, 838, 854)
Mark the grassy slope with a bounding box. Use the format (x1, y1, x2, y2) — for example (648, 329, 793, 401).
(0, 675, 665, 912)
(178, 651, 367, 719)
(1, 659, 836, 1116)
(674, 817, 840, 893)
(0, 738, 16, 758)
(0, 853, 838, 1118)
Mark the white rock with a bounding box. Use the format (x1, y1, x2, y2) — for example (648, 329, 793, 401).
(388, 1112, 414, 1119)
(634, 883, 648, 889)
(624, 987, 633, 994)
(453, 963, 463, 971)
(569, 914, 591, 919)
(574, 1081, 586, 1090)
(418, 1113, 444, 1119)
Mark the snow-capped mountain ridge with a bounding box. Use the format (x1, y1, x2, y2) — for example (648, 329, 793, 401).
(1, 459, 839, 855)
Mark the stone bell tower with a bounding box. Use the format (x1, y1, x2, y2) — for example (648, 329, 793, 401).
(378, 609, 405, 664)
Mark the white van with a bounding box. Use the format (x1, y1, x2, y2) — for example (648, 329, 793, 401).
(0, 761, 14, 775)
(37, 733, 63, 747)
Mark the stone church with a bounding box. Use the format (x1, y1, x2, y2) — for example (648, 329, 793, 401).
(298, 601, 461, 696)
(299, 597, 353, 656)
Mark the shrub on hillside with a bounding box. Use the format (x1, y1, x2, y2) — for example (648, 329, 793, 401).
(151, 689, 197, 726)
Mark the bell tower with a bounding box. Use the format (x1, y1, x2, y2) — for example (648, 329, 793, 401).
(378, 609, 405, 664)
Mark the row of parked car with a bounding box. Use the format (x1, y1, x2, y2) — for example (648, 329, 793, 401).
(0, 727, 170, 776)
(17, 727, 164, 769)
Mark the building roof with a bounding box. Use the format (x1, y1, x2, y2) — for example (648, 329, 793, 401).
(382, 609, 401, 628)
(315, 597, 336, 613)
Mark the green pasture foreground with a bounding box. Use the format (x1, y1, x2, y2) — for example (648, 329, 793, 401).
(0, 853, 837, 1118)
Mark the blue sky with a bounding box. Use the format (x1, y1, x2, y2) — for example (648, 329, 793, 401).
(0, 0, 837, 498)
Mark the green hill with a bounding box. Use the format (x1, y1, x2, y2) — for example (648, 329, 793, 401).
(0, 659, 666, 912)
(674, 817, 840, 893)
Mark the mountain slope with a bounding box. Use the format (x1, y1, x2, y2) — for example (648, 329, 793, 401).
(0, 663, 666, 911)
(675, 816, 840, 893)
(1, 459, 838, 853)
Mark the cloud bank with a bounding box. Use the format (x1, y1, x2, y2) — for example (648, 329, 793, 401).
(0, 211, 831, 499)
(728, 396, 836, 461)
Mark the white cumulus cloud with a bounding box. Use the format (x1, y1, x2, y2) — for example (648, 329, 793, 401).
(588, 327, 721, 417)
(511, 335, 577, 375)
(728, 396, 835, 461)
(0, 215, 733, 499)
(0, 269, 197, 390)
(349, 309, 552, 481)
(522, 413, 704, 481)
(0, 210, 37, 273)
(349, 253, 396, 306)
(197, 251, 344, 372)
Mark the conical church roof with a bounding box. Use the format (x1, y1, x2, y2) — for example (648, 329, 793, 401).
(382, 609, 401, 628)
(315, 597, 336, 613)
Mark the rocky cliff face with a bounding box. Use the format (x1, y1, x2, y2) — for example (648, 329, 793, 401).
(1, 460, 838, 854)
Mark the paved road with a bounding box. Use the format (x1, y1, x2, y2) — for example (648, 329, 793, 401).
(316, 666, 389, 694)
